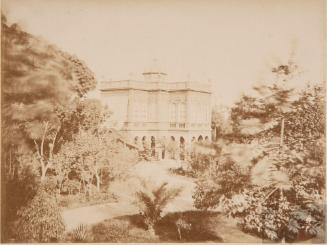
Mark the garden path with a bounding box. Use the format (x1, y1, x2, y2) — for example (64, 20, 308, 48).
(62, 159, 196, 231)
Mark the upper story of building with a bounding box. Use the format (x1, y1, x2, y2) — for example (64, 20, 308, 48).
(99, 67, 212, 132)
(99, 71, 211, 94)
(100, 59, 211, 94)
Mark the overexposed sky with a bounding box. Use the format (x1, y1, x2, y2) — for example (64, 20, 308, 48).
(2, 0, 326, 105)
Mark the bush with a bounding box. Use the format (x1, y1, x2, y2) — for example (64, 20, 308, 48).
(91, 218, 159, 242)
(219, 148, 325, 242)
(4, 163, 40, 240)
(91, 219, 129, 242)
(193, 155, 251, 210)
(222, 186, 324, 242)
(189, 153, 213, 175)
(62, 179, 81, 194)
(175, 218, 192, 240)
(16, 184, 65, 242)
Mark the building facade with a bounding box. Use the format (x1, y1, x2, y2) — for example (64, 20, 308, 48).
(99, 70, 212, 157)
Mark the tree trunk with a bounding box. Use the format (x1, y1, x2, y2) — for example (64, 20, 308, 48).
(95, 173, 100, 192)
(216, 126, 219, 141)
(148, 225, 156, 237)
(177, 227, 182, 240)
(280, 118, 285, 146)
(40, 164, 47, 182)
(9, 147, 13, 179)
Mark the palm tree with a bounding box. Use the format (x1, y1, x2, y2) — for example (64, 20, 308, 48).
(135, 181, 182, 235)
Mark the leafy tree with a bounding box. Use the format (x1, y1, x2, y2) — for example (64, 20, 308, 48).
(193, 60, 325, 241)
(1, 15, 99, 240)
(56, 98, 110, 142)
(16, 181, 65, 242)
(57, 130, 107, 193)
(211, 105, 231, 141)
(1, 16, 97, 181)
(53, 129, 137, 195)
(221, 146, 324, 241)
(230, 60, 300, 144)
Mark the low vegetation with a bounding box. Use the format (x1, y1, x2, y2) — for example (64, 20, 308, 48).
(16, 181, 65, 242)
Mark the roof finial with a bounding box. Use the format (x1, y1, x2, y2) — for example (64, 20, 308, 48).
(142, 58, 167, 78)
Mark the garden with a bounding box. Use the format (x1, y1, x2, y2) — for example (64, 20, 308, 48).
(1, 14, 325, 243)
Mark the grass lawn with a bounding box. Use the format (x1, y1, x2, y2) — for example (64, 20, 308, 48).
(66, 210, 265, 243)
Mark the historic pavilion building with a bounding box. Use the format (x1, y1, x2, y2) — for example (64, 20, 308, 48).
(99, 68, 212, 157)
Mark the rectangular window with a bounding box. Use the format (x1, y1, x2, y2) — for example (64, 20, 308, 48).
(178, 103, 186, 122)
(169, 103, 177, 122)
(179, 123, 186, 128)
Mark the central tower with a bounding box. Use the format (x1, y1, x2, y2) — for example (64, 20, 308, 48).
(142, 59, 167, 82)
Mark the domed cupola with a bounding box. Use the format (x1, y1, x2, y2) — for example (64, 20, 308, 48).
(142, 59, 167, 82)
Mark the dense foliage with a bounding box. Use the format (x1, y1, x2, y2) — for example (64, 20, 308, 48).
(193, 62, 325, 242)
(193, 155, 251, 210)
(1, 16, 138, 242)
(16, 182, 65, 242)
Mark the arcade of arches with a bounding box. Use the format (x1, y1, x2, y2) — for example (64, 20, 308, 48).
(133, 135, 210, 160)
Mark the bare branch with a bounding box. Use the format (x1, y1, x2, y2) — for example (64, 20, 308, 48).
(40, 121, 49, 158)
(33, 140, 41, 158)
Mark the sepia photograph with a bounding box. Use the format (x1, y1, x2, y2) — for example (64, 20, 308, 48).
(1, 0, 326, 243)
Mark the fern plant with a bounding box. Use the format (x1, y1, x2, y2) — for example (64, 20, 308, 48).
(72, 224, 88, 242)
(135, 181, 182, 235)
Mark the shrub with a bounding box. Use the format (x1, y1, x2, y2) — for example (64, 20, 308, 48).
(72, 224, 88, 242)
(189, 153, 213, 175)
(16, 184, 65, 242)
(127, 226, 159, 242)
(222, 186, 324, 242)
(63, 179, 81, 194)
(193, 155, 251, 210)
(175, 218, 192, 240)
(91, 219, 129, 242)
(134, 181, 182, 235)
(4, 162, 40, 240)
(220, 148, 325, 242)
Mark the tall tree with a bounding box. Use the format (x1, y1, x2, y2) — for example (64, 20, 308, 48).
(230, 60, 300, 145)
(1, 16, 97, 181)
(194, 60, 325, 242)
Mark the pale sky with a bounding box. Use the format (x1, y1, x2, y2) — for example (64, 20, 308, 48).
(2, 0, 326, 105)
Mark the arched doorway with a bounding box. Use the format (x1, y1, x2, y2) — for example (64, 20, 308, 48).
(198, 135, 203, 142)
(160, 136, 167, 160)
(180, 136, 185, 160)
(134, 136, 139, 145)
(142, 136, 148, 150)
(151, 136, 156, 157)
(167, 136, 177, 160)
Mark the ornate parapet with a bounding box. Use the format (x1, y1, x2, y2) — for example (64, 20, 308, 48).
(99, 80, 211, 94)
